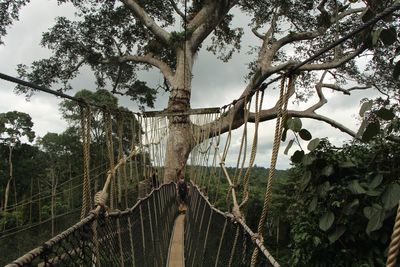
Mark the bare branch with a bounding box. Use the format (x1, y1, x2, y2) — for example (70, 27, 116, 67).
(321, 83, 371, 95)
(252, 28, 265, 39)
(299, 47, 366, 71)
(337, 7, 365, 21)
(253, 109, 357, 137)
(169, 0, 187, 22)
(120, 0, 170, 44)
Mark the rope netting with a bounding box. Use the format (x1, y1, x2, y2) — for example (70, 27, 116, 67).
(6, 183, 178, 267)
(185, 183, 279, 267)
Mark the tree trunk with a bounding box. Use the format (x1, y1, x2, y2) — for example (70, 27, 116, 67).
(164, 123, 192, 182)
(4, 145, 13, 211)
(163, 47, 193, 182)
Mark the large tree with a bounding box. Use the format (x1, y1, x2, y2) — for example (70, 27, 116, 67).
(0, 111, 35, 211)
(1, 0, 399, 181)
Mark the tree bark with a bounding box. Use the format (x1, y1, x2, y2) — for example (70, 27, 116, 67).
(163, 47, 193, 182)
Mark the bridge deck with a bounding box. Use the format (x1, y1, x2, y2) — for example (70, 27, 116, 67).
(167, 214, 185, 267)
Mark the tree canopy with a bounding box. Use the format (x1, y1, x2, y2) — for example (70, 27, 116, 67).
(1, 0, 400, 180)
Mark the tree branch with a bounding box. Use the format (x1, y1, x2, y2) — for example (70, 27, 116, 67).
(320, 83, 371, 95)
(118, 54, 174, 82)
(252, 28, 265, 39)
(299, 47, 366, 71)
(337, 7, 365, 21)
(121, 0, 170, 44)
(189, 1, 237, 51)
(169, 0, 187, 22)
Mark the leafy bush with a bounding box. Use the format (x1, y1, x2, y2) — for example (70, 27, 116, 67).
(285, 139, 400, 266)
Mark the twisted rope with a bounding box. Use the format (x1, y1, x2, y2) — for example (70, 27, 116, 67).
(240, 90, 263, 208)
(387, 201, 400, 267)
(80, 104, 92, 219)
(250, 76, 291, 266)
(104, 110, 116, 209)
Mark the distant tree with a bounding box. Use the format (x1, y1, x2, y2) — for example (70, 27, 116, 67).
(0, 111, 35, 211)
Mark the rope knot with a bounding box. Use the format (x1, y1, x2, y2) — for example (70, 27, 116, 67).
(232, 206, 242, 221)
(94, 191, 108, 207)
(251, 233, 264, 244)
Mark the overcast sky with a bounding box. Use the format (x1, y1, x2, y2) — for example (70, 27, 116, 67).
(0, 1, 380, 169)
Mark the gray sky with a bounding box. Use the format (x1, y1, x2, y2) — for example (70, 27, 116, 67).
(0, 1, 380, 169)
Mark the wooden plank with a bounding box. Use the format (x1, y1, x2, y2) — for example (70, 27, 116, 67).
(167, 214, 185, 267)
(143, 107, 220, 117)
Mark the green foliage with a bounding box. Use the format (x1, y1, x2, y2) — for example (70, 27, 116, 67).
(0, 111, 35, 145)
(0, 0, 30, 45)
(283, 139, 400, 266)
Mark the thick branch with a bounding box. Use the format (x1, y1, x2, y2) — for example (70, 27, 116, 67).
(118, 54, 174, 82)
(121, 0, 170, 43)
(189, 1, 238, 51)
(254, 109, 357, 137)
(299, 47, 366, 71)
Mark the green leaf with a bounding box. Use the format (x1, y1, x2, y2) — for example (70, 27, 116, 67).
(375, 108, 395, 120)
(309, 196, 318, 212)
(299, 129, 312, 141)
(381, 184, 400, 210)
(307, 138, 320, 151)
(318, 181, 331, 198)
(380, 28, 397, 46)
(366, 190, 381, 197)
(362, 121, 380, 142)
(359, 100, 373, 117)
(328, 226, 346, 243)
(302, 153, 316, 166)
(284, 139, 294, 155)
(287, 117, 302, 132)
(372, 28, 383, 46)
(339, 161, 356, 168)
(361, 8, 375, 23)
(394, 60, 400, 80)
(343, 199, 359, 215)
(369, 174, 383, 189)
(348, 180, 366, 194)
(321, 165, 334, 177)
(319, 211, 335, 231)
(281, 128, 287, 142)
(364, 205, 385, 234)
(291, 150, 304, 163)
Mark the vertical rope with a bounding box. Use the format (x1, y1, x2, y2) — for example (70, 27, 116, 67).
(117, 113, 124, 207)
(250, 76, 291, 266)
(128, 216, 136, 267)
(214, 218, 228, 267)
(105, 110, 116, 209)
(228, 225, 240, 267)
(80, 104, 92, 219)
(387, 201, 400, 267)
(240, 90, 263, 208)
(117, 217, 125, 267)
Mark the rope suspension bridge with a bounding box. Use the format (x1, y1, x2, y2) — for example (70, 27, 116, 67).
(2, 103, 281, 267)
(1, 3, 400, 266)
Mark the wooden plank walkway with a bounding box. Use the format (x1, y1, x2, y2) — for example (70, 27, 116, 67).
(167, 214, 185, 267)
